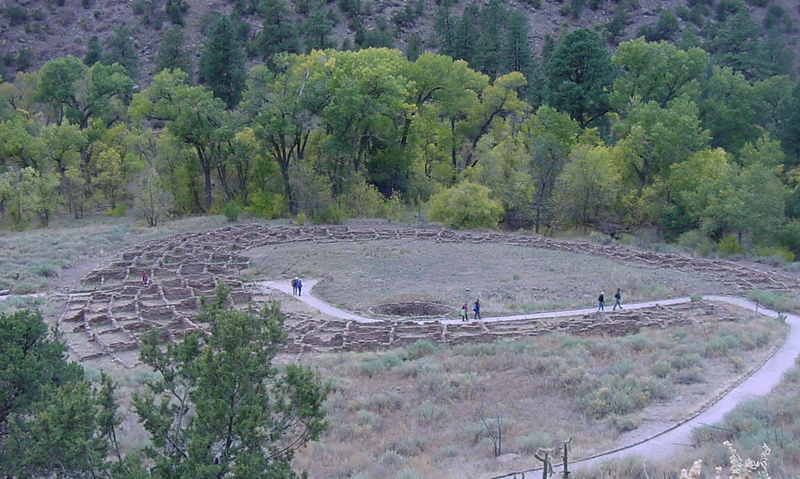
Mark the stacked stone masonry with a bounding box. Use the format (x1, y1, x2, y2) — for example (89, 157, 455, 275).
(57, 224, 798, 367)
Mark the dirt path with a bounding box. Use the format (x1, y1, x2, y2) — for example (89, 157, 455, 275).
(261, 280, 799, 478)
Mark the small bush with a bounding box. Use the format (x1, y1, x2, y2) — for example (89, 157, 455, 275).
(628, 334, 650, 352)
(610, 414, 641, 432)
(444, 372, 482, 400)
(671, 352, 704, 371)
(223, 200, 241, 222)
(12, 281, 40, 294)
(313, 203, 346, 225)
(356, 410, 377, 426)
(650, 361, 671, 379)
(514, 431, 554, 454)
(367, 392, 403, 412)
(396, 357, 439, 378)
(756, 245, 795, 263)
(406, 340, 439, 360)
(589, 231, 614, 245)
(718, 235, 744, 257)
(677, 230, 716, 256)
(411, 401, 449, 425)
(427, 182, 503, 229)
(674, 365, 704, 384)
(4, 5, 30, 25)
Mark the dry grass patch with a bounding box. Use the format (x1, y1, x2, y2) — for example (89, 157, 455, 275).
(246, 239, 730, 317)
(289, 308, 785, 479)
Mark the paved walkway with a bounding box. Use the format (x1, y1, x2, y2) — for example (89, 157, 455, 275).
(259, 280, 800, 477)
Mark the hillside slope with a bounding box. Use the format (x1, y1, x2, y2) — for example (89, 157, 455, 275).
(1, 0, 798, 85)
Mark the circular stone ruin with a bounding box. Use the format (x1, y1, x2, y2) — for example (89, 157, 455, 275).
(370, 301, 452, 318)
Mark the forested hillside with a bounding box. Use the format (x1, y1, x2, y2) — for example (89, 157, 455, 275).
(1, 0, 800, 261)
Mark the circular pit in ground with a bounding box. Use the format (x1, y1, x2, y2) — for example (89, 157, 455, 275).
(370, 301, 452, 318)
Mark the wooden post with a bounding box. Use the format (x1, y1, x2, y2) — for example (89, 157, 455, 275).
(561, 438, 572, 479)
(535, 448, 553, 479)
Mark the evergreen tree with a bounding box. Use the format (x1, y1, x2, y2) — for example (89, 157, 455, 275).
(198, 15, 246, 108)
(155, 25, 191, 74)
(473, 0, 505, 78)
(452, 4, 479, 64)
(0, 310, 83, 429)
(105, 25, 140, 79)
(165, 0, 190, 25)
(301, 2, 336, 51)
(406, 35, 423, 61)
(251, 0, 299, 67)
(434, 6, 456, 57)
(546, 28, 616, 127)
(504, 9, 532, 75)
(84, 35, 103, 66)
(706, 10, 763, 79)
(778, 81, 800, 166)
(133, 286, 329, 479)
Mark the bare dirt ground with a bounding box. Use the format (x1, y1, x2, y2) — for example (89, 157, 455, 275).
(41, 221, 799, 478)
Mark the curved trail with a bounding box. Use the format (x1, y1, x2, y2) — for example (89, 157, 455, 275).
(263, 280, 800, 477)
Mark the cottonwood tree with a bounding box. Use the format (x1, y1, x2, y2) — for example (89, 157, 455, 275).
(554, 144, 622, 230)
(0, 167, 58, 228)
(242, 56, 331, 214)
(132, 167, 173, 226)
(131, 69, 229, 211)
(610, 38, 709, 110)
(132, 286, 328, 479)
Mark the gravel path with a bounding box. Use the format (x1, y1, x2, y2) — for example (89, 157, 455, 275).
(262, 280, 800, 478)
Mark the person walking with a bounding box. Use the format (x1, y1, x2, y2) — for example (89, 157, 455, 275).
(613, 288, 623, 310)
(142, 272, 148, 285)
(461, 302, 468, 322)
(473, 299, 481, 320)
(291, 277, 298, 295)
(598, 292, 605, 311)
(296, 278, 303, 296)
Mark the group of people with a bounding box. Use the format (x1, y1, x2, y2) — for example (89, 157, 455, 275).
(458, 289, 623, 322)
(460, 299, 481, 321)
(291, 277, 303, 296)
(597, 288, 623, 311)
(282, 276, 621, 319)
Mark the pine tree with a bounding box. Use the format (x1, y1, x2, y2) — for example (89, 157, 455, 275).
(251, 0, 300, 68)
(155, 25, 191, 74)
(105, 26, 140, 78)
(504, 9, 531, 75)
(452, 4, 479, 64)
(84, 35, 103, 66)
(546, 28, 616, 127)
(198, 15, 246, 108)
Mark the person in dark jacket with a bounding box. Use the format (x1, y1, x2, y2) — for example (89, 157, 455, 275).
(473, 299, 481, 320)
(598, 292, 605, 311)
(613, 288, 623, 310)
